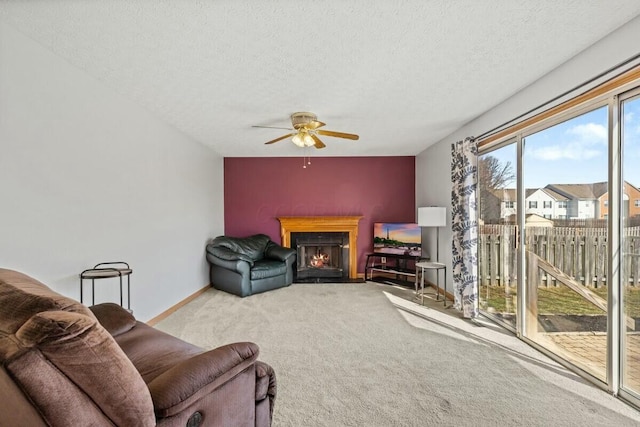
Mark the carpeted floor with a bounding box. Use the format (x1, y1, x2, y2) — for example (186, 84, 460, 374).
(155, 282, 640, 426)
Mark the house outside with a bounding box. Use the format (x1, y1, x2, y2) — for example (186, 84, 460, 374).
(487, 187, 568, 221)
(545, 182, 607, 219)
(499, 188, 517, 219)
(488, 181, 640, 221)
(524, 188, 568, 219)
(599, 181, 640, 219)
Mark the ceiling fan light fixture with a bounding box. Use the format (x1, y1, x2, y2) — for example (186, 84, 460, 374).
(291, 133, 306, 147)
(259, 112, 359, 150)
(303, 134, 315, 147)
(292, 131, 315, 147)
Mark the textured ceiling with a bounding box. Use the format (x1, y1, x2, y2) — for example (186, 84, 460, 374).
(2, 1, 640, 157)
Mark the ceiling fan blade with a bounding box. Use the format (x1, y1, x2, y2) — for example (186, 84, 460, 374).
(264, 133, 296, 145)
(252, 125, 294, 130)
(306, 120, 326, 130)
(311, 134, 326, 149)
(316, 130, 359, 140)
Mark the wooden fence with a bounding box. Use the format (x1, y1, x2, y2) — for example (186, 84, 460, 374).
(479, 224, 640, 288)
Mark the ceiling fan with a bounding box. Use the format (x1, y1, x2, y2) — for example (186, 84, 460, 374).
(253, 112, 359, 149)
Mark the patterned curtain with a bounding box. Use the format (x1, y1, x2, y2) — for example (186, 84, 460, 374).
(451, 137, 479, 318)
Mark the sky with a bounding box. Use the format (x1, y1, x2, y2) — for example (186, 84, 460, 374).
(373, 222, 421, 243)
(484, 96, 640, 189)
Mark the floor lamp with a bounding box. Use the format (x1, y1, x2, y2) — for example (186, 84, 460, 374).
(418, 207, 447, 262)
(417, 207, 448, 305)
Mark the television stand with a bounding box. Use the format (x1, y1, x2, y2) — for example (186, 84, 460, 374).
(365, 253, 426, 287)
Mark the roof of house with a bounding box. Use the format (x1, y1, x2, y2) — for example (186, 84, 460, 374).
(492, 187, 568, 201)
(624, 181, 640, 194)
(545, 182, 608, 200)
(525, 188, 538, 198)
(491, 188, 516, 201)
(540, 187, 569, 201)
(489, 181, 639, 202)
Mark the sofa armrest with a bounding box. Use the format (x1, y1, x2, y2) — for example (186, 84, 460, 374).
(255, 361, 277, 417)
(89, 303, 137, 337)
(147, 342, 260, 418)
(206, 252, 251, 275)
(265, 243, 296, 263)
(206, 245, 255, 265)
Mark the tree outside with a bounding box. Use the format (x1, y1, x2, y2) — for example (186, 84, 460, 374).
(478, 155, 515, 222)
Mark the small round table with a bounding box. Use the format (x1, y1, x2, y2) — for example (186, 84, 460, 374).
(80, 262, 132, 309)
(415, 261, 447, 306)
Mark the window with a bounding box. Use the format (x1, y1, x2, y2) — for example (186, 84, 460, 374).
(544, 214, 551, 219)
(504, 201, 515, 209)
(543, 201, 552, 208)
(477, 67, 640, 400)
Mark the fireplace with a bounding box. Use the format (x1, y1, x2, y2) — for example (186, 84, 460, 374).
(291, 232, 349, 281)
(278, 216, 362, 281)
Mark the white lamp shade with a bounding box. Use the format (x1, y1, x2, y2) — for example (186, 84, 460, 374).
(303, 134, 315, 146)
(292, 133, 305, 147)
(418, 207, 446, 227)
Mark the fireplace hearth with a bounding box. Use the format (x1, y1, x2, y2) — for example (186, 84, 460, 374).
(292, 232, 349, 282)
(277, 216, 363, 282)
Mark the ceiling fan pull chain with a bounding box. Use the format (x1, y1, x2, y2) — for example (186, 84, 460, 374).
(301, 147, 312, 168)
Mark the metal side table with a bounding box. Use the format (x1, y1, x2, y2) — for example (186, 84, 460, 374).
(80, 262, 132, 309)
(415, 261, 447, 306)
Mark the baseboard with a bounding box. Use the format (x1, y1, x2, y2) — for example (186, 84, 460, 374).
(146, 284, 211, 326)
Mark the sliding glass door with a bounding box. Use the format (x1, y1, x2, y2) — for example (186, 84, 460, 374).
(522, 106, 609, 382)
(621, 92, 640, 397)
(478, 143, 517, 329)
(476, 72, 640, 406)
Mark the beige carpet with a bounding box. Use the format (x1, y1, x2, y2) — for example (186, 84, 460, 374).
(155, 282, 640, 426)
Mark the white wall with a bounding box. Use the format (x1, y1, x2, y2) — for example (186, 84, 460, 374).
(0, 21, 224, 321)
(416, 15, 640, 296)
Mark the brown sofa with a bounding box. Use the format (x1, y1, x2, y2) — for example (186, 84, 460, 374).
(0, 268, 276, 427)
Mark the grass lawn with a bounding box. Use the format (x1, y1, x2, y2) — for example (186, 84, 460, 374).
(480, 285, 640, 317)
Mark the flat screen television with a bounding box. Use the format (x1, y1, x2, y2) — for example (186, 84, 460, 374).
(373, 222, 422, 257)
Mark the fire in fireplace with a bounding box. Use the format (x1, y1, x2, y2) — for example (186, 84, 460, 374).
(291, 232, 350, 282)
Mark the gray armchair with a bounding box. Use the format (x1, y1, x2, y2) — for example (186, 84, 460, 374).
(206, 234, 296, 297)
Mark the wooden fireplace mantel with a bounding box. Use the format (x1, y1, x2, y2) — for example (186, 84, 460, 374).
(278, 216, 363, 279)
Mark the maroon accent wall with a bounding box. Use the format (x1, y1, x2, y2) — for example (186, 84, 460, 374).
(224, 156, 416, 273)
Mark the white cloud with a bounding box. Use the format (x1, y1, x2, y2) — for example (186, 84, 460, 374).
(623, 103, 640, 145)
(529, 143, 601, 160)
(624, 111, 634, 123)
(622, 114, 640, 148)
(623, 125, 640, 155)
(565, 122, 607, 145)
(528, 122, 606, 161)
